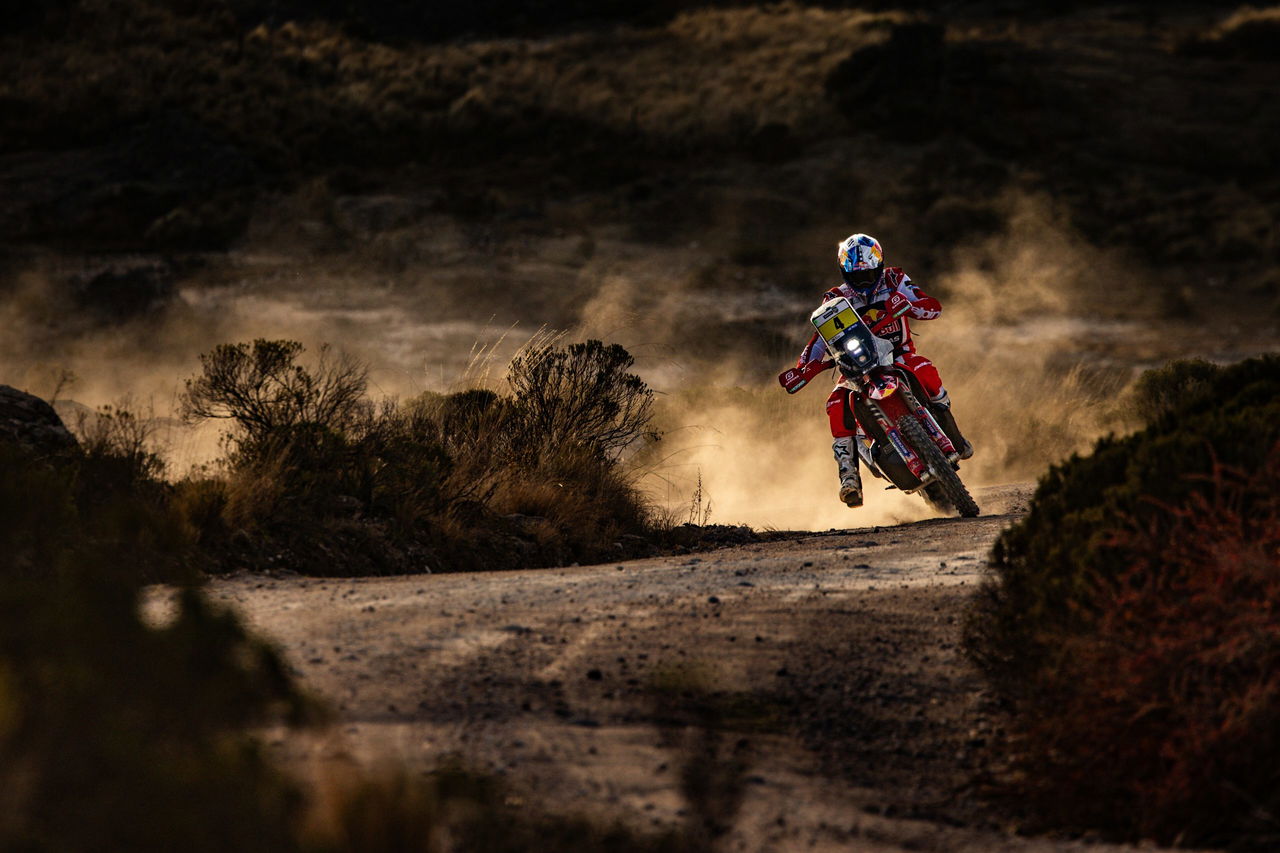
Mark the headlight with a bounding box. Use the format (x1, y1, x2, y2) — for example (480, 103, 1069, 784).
(843, 338, 864, 354)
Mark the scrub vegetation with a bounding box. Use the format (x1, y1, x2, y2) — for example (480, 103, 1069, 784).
(965, 356, 1280, 850)
(0, 436, 307, 849)
(167, 336, 662, 575)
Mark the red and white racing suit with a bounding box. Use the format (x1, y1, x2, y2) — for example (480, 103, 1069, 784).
(797, 267, 950, 439)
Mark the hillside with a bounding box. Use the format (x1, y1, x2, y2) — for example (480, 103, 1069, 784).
(2, 2, 1276, 280)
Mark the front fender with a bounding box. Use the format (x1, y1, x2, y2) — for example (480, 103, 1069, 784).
(869, 381, 912, 419)
(865, 373, 901, 402)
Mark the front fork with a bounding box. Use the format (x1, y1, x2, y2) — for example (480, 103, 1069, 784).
(859, 383, 959, 484)
(912, 404, 959, 458)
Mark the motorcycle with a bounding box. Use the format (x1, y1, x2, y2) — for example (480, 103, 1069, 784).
(778, 293, 980, 518)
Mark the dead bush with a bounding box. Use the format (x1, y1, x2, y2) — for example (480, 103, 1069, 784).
(177, 337, 661, 574)
(506, 338, 656, 462)
(71, 398, 166, 492)
(181, 339, 368, 464)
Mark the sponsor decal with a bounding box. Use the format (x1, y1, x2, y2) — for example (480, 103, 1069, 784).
(917, 408, 944, 440)
(887, 429, 915, 462)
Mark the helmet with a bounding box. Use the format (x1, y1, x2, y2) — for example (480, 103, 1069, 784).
(837, 233, 884, 291)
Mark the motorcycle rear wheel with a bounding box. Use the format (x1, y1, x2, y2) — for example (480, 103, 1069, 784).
(896, 414, 979, 518)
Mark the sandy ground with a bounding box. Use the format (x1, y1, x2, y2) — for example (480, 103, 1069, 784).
(198, 485, 1191, 852)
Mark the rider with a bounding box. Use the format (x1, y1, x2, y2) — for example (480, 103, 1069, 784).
(797, 233, 972, 508)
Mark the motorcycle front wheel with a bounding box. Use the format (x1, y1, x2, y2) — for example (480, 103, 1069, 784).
(896, 413, 979, 518)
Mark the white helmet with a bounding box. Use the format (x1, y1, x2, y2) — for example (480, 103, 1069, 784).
(837, 233, 884, 291)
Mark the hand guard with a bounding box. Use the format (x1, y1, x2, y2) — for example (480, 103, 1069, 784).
(885, 291, 913, 319)
(778, 358, 833, 394)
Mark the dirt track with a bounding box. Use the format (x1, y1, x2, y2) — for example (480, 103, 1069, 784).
(203, 485, 1177, 852)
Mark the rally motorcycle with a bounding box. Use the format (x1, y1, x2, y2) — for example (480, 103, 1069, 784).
(779, 295, 980, 518)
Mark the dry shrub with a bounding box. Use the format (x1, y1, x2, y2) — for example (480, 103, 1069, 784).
(177, 340, 451, 573)
(71, 398, 166, 487)
(177, 337, 659, 573)
(507, 339, 655, 461)
(182, 339, 368, 464)
(470, 339, 659, 566)
(1008, 454, 1280, 849)
(12, 398, 201, 583)
(488, 445, 654, 565)
(967, 356, 1280, 698)
(172, 475, 233, 547)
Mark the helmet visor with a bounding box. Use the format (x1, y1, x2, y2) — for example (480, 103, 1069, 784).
(842, 267, 880, 288)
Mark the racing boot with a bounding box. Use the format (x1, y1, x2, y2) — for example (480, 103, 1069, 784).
(931, 392, 974, 460)
(833, 436, 863, 507)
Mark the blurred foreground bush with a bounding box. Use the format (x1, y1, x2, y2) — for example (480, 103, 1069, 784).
(965, 356, 1280, 849)
(0, 445, 693, 850)
(179, 337, 660, 574)
(0, 434, 311, 850)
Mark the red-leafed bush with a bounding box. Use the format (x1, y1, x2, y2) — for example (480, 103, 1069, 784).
(1009, 452, 1280, 847)
(967, 357, 1280, 849)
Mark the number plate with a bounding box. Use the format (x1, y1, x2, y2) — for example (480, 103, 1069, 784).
(810, 297, 860, 347)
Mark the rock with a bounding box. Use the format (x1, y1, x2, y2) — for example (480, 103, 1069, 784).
(0, 385, 78, 457)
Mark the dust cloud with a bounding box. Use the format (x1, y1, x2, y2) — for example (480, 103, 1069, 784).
(923, 193, 1144, 485)
(0, 246, 525, 472)
(1, 190, 1151, 526)
(578, 192, 1147, 527)
(639, 394, 933, 531)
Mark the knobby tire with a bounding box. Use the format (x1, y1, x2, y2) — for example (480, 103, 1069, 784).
(896, 414, 980, 518)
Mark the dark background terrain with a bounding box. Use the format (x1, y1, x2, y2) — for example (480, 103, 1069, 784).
(1, 0, 1278, 509)
(3, 1, 1276, 286)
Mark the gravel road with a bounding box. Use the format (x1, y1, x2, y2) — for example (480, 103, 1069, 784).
(200, 484, 1187, 852)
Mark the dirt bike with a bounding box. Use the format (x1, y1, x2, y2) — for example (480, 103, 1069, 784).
(778, 293, 980, 518)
